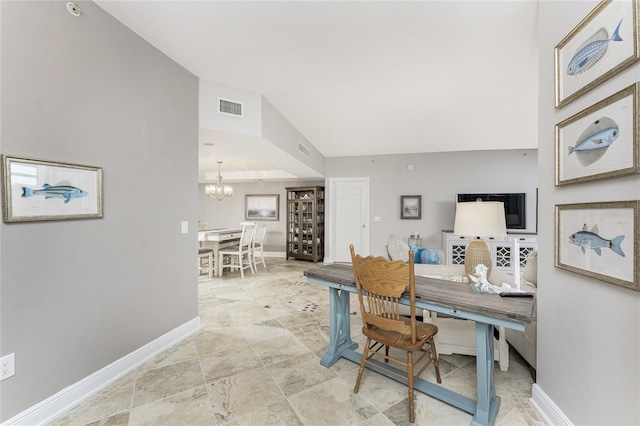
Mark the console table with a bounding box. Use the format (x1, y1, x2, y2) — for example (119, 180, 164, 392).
(442, 230, 537, 273)
(304, 263, 535, 426)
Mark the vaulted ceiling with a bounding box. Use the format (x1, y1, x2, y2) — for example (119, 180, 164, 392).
(96, 1, 539, 181)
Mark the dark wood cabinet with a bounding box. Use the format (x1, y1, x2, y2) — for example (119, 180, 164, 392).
(286, 186, 324, 262)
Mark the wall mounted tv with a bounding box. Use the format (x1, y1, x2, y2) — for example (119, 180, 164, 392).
(457, 193, 526, 230)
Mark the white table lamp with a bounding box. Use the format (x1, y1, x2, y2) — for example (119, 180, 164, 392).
(454, 200, 507, 279)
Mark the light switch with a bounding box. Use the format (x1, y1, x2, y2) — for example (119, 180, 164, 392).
(181, 221, 188, 234)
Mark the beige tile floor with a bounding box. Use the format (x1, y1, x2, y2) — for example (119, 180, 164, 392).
(50, 258, 542, 426)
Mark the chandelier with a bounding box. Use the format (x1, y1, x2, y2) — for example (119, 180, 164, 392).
(205, 161, 233, 201)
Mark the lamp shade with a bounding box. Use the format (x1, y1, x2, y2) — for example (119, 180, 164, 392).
(453, 201, 507, 237)
(454, 200, 507, 279)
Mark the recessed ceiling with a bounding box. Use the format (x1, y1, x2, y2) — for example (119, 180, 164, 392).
(199, 128, 323, 182)
(95, 1, 539, 181)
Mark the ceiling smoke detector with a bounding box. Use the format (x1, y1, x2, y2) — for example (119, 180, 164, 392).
(66, 2, 82, 16)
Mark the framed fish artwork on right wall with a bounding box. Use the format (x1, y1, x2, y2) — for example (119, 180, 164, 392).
(555, 0, 639, 108)
(556, 201, 640, 291)
(556, 82, 639, 186)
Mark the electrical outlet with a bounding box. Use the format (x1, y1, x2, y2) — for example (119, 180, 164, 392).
(1, 353, 15, 380)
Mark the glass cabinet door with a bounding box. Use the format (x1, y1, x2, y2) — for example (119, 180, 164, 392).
(286, 186, 324, 262)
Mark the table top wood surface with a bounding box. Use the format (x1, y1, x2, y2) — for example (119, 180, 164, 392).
(198, 228, 242, 241)
(199, 228, 241, 235)
(304, 263, 536, 325)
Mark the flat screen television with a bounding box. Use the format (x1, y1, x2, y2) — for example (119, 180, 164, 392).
(457, 193, 526, 230)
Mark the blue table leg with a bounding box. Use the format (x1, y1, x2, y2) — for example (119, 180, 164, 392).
(320, 287, 358, 367)
(472, 322, 501, 426)
(309, 276, 510, 426)
(318, 287, 477, 417)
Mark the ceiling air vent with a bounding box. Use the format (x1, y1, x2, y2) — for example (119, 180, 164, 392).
(218, 97, 244, 118)
(298, 141, 311, 158)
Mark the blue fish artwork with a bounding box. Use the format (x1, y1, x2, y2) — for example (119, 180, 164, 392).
(21, 181, 88, 203)
(568, 116, 619, 167)
(568, 223, 625, 257)
(567, 19, 623, 75)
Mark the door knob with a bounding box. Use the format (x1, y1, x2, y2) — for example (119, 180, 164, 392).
(361, 224, 366, 228)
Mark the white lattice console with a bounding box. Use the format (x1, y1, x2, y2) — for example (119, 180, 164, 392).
(442, 230, 537, 273)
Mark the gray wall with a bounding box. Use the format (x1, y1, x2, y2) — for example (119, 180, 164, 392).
(326, 149, 538, 256)
(261, 97, 325, 177)
(0, 1, 199, 420)
(538, 2, 639, 425)
(199, 150, 537, 257)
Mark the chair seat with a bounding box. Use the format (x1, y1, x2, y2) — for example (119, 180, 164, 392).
(219, 245, 250, 253)
(198, 248, 213, 255)
(363, 321, 438, 351)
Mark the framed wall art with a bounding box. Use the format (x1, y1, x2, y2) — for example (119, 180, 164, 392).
(400, 195, 421, 220)
(556, 82, 639, 185)
(245, 194, 279, 221)
(555, 0, 639, 108)
(556, 201, 639, 291)
(1, 155, 103, 223)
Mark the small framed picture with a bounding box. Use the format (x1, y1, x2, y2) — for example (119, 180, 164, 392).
(556, 201, 639, 291)
(556, 83, 638, 186)
(555, 0, 639, 108)
(400, 195, 422, 220)
(1, 155, 103, 223)
(245, 194, 279, 221)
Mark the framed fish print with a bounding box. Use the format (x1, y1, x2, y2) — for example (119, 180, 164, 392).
(400, 195, 421, 220)
(1, 155, 103, 223)
(556, 82, 639, 185)
(555, 201, 639, 291)
(555, 0, 639, 108)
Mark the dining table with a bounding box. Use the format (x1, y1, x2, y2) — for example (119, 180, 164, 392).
(303, 263, 536, 426)
(198, 228, 241, 276)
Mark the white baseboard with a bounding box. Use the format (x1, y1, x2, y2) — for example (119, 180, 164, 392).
(2, 317, 201, 426)
(530, 383, 574, 426)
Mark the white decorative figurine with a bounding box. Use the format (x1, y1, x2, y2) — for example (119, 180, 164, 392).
(470, 264, 491, 291)
(469, 264, 513, 294)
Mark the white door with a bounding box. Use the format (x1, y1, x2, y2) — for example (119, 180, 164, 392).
(329, 178, 370, 262)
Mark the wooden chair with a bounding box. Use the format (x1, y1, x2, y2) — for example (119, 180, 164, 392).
(251, 223, 268, 270)
(218, 223, 256, 278)
(349, 244, 441, 423)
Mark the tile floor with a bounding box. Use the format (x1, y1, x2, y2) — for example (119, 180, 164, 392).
(50, 258, 543, 426)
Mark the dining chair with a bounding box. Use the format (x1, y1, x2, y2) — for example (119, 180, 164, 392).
(198, 247, 214, 278)
(218, 223, 256, 278)
(349, 244, 441, 424)
(251, 223, 268, 270)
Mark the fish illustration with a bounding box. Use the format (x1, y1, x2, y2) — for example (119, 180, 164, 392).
(567, 19, 623, 75)
(568, 116, 619, 167)
(568, 223, 625, 257)
(21, 181, 88, 203)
